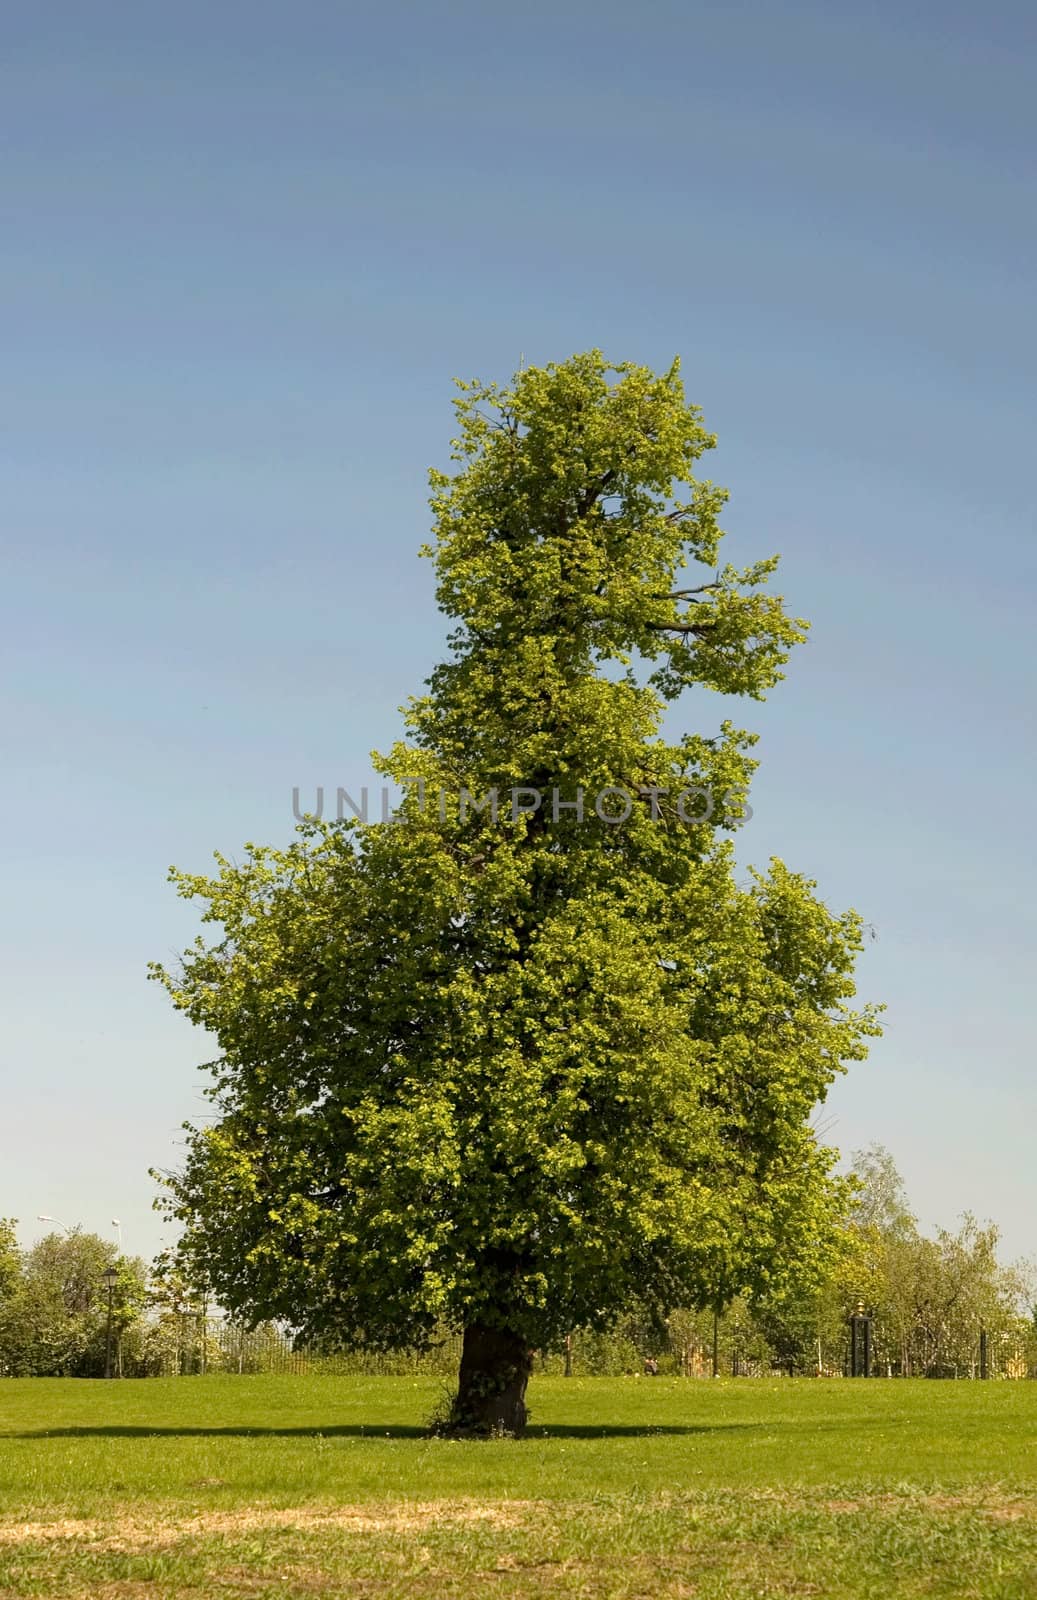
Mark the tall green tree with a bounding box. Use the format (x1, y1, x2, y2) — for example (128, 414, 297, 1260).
(153, 352, 880, 1433)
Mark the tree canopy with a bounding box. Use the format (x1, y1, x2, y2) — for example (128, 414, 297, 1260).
(153, 351, 881, 1432)
(0, 1228, 147, 1378)
(0, 1219, 19, 1303)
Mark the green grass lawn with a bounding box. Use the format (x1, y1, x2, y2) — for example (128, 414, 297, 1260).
(1, 1375, 1035, 1597)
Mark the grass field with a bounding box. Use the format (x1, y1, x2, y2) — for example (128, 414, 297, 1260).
(1, 1375, 1035, 1598)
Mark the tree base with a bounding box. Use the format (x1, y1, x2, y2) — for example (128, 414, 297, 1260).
(434, 1324, 533, 1438)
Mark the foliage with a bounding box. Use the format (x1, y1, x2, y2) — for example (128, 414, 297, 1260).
(0, 1230, 147, 1378)
(0, 1220, 18, 1303)
(152, 351, 880, 1377)
(843, 1148, 1032, 1376)
(722, 1148, 1035, 1378)
(849, 1143, 917, 1238)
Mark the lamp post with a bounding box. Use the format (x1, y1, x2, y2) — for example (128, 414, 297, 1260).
(111, 1219, 122, 1252)
(103, 1266, 118, 1379)
(37, 1214, 72, 1236)
(849, 1301, 873, 1377)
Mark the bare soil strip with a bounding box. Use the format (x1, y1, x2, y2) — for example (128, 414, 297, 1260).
(1, 1490, 1033, 1551)
(0, 1500, 536, 1549)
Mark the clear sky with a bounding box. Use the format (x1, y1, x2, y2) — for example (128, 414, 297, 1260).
(2, 0, 1035, 1270)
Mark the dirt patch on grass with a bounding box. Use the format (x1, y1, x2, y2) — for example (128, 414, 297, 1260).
(3, 1488, 1033, 1561)
(0, 1500, 537, 1551)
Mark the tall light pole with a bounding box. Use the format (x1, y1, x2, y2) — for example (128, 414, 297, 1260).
(111, 1219, 123, 1252)
(37, 1214, 72, 1235)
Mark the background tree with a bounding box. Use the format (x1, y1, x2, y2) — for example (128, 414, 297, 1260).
(813, 1149, 1031, 1377)
(0, 1230, 146, 1377)
(147, 1249, 214, 1375)
(908, 1216, 1021, 1377)
(840, 1144, 921, 1375)
(848, 1144, 917, 1238)
(0, 1219, 22, 1375)
(748, 1179, 859, 1375)
(750, 1281, 846, 1376)
(153, 351, 880, 1434)
(0, 1219, 18, 1300)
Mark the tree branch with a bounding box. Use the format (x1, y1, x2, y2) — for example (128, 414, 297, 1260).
(575, 469, 617, 518)
(644, 621, 715, 636)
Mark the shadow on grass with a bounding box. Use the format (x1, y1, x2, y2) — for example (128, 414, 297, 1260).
(12, 1422, 765, 1441)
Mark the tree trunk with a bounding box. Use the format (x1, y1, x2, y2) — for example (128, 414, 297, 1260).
(440, 1324, 533, 1437)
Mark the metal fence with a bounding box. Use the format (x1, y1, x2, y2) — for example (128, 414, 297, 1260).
(143, 1317, 1034, 1380)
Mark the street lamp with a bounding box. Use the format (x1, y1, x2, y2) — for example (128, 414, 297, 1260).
(111, 1219, 122, 1251)
(849, 1301, 873, 1378)
(37, 1214, 72, 1235)
(102, 1266, 119, 1379)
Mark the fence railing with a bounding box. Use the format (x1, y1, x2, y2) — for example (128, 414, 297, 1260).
(138, 1317, 1035, 1380)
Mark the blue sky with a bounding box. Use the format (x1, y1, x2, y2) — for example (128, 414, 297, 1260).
(2, 0, 1035, 1269)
